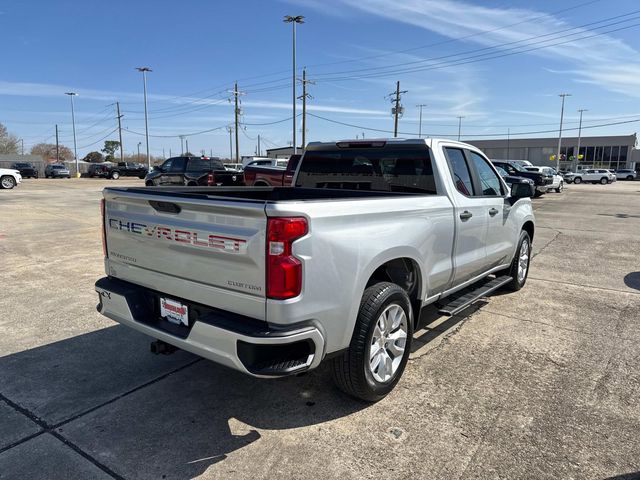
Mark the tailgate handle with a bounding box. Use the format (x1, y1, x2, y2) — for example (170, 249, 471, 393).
(149, 201, 181, 214)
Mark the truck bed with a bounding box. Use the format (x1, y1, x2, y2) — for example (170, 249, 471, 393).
(107, 186, 435, 202)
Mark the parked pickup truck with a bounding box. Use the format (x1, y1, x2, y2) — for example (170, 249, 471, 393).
(491, 160, 553, 196)
(96, 138, 535, 401)
(88, 162, 149, 180)
(144, 156, 244, 187)
(243, 154, 301, 186)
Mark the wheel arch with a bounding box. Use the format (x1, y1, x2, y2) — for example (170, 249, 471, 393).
(522, 220, 535, 242)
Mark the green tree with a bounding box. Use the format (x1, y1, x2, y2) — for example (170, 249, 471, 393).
(101, 140, 120, 161)
(31, 143, 74, 161)
(0, 123, 20, 154)
(82, 151, 104, 163)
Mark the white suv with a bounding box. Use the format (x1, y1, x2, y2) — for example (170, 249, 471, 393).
(616, 169, 637, 181)
(566, 169, 614, 185)
(0, 167, 22, 189)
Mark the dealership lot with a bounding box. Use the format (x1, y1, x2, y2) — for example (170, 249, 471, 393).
(1, 179, 639, 479)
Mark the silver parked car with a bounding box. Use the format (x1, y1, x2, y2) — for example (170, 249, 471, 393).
(44, 164, 71, 178)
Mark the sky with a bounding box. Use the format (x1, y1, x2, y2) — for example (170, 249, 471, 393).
(2, 0, 640, 159)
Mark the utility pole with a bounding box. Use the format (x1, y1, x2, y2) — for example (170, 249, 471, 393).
(163, 148, 165, 158)
(226, 126, 233, 161)
(55, 124, 59, 162)
(298, 68, 315, 150)
(575, 108, 587, 172)
(229, 82, 245, 162)
(169, 148, 172, 158)
(362, 132, 365, 139)
(179, 136, 185, 155)
(257, 134, 261, 156)
(284, 15, 305, 154)
(185, 138, 189, 155)
(416, 104, 427, 138)
(457, 116, 465, 141)
(387, 81, 407, 138)
(507, 128, 511, 159)
(135, 67, 152, 169)
(65, 92, 78, 176)
(556, 93, 571, 171)
(116, 101, 124, 162)
(137, 142, 141, 160)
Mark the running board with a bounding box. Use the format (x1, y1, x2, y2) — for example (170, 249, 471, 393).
(437, 275, 512, 316)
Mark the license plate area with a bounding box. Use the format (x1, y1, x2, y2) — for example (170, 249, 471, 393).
(160, 297, 189, 327)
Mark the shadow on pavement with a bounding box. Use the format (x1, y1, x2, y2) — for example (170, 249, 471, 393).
(623, 272, 640, 291)
(0, 303, 481, 479)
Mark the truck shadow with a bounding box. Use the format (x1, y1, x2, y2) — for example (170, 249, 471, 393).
(1, 303, 481, 479)
(412, 302, 486, 352)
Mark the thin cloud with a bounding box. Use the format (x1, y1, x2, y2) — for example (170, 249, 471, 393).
(330, 0, 640, 97)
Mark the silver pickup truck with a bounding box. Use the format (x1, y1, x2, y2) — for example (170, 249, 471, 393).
(96, 138, 535, 401)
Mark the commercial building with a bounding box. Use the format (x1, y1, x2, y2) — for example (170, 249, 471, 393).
(267, 134, 639, 171)
(467, 134, 638, 170)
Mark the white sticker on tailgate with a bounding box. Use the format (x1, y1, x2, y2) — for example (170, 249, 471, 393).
(160, 297, 189, 326)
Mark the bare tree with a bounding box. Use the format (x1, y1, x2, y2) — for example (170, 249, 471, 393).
(31, 143, 74, 161)
(0, 123, 20, 154)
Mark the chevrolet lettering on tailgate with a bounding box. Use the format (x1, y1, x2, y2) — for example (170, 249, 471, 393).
(108, 218, 247, 252)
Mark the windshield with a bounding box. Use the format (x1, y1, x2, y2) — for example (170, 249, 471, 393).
(296, 147, 436, 194)
(508, 162, 528, 172)
(51, 165, 66, 169)
(496, 167, 508, 177)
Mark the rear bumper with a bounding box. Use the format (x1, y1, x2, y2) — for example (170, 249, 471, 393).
(95, 277, 325, 377)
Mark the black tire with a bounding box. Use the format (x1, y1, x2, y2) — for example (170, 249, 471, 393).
(501, 230, 531, 292)
(627, 175, 634, 181)
(556, 181, 564, 193)
(139, 174, 146, 179)
(533, 190, 543, 197)
(145, 180, 154, 187)
(110, 171, 120, 180)
(573, 177, 582, 184)
(331, 282, 413, 402)
(600, 177, 608, 185)
(0, 175, 16, 189)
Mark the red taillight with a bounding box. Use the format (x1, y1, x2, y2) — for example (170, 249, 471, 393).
(207, 173, 214, 186)
(266, 217, 308, 299)
(100, 198, 108, 257)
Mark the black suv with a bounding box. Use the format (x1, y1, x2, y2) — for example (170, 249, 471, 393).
(491, 160, 552, 196)
(144, 156, 244, 186)
(11, 162, 38, 178)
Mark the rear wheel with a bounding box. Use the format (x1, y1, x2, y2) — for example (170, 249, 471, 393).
(331, 282, 413, 402)
(1, 175, 16, 189)
(145, 180, 154, 187)
(600, 177, 608, 185)
(111, 171, 120, 180)
(573, 177, 582, 184)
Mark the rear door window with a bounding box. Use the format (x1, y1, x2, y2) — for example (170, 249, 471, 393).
(444, 147, 474, 196)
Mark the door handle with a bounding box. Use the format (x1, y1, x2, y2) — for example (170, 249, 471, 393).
(489, 208, 499, 216)
(459, 211, 473, 220)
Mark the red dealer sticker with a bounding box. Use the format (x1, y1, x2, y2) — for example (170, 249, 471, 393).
(160, 297, 189, 326)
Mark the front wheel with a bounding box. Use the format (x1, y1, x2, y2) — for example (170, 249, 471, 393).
(556, 181, 564, 193)
(600, 177, 608, 185)
(0, 175, 16, 189)
(111, 171, 120, 180)
(573, 177, 582, 184)
(500, 230, 531, 292)
(331, 282, 413, 402)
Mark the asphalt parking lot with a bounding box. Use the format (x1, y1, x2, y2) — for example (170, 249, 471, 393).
(1, 178, 639, 480)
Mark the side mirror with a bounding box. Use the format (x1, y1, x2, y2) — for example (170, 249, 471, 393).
(510, 181, 534, 200)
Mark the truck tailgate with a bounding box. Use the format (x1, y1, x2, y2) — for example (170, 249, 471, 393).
(103, 189, 267, 320)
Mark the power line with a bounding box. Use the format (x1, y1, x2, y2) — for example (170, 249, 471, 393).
(306, 111, 640, 138)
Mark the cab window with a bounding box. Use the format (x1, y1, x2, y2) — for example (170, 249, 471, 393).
(444, 147, 474, 196)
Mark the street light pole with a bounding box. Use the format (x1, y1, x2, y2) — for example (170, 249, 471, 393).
(284, 15, 304, 155)
(575, 109, 587, 172)
(457, 116, 464, 141)
(137, 142, 141, 161)
(416, 104, 427, 138)
(556, 93, 571, 171)
(65, 92, 78, 177)
(136, 67, 152, 170)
